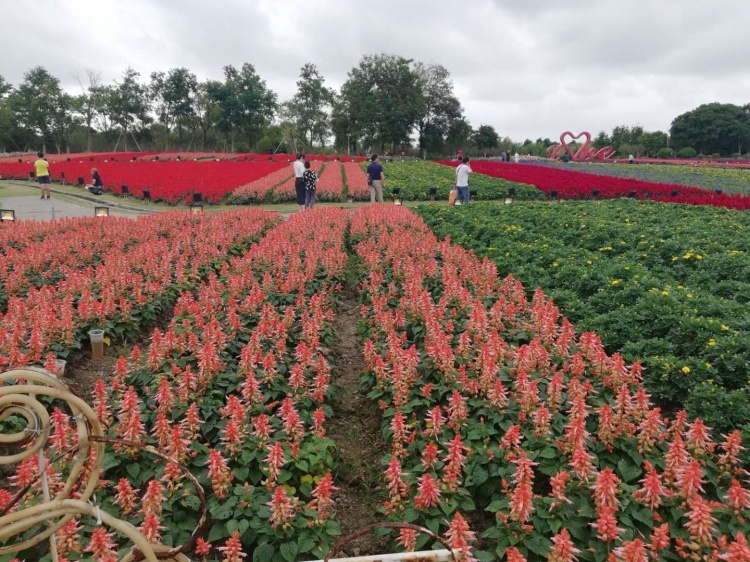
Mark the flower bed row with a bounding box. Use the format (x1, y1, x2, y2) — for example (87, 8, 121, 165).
(0, 160, 289, 203)
(96, 209, 349, 560)
(418, 200, 750, 434)
(2, 209, 350, 562)
(443, 161, 750, 210)
(542, 161, 750, 195)
(351, 205, 749, 561)
(369, 161, 543, 201)
(0, 209, 279, 367)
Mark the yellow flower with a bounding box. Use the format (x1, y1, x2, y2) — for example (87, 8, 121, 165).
(681, 366, 691, 374)
(661, 291, 669, 296)
(721, 325, 730, 331)
(708, 339, 717, 346)
(705, 363, 712, 369)
(672, 257, 678, 261)
(696, 255, 703, 260)
(611, 280, 621, 285)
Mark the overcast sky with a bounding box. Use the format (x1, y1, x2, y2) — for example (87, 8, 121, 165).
(3, 0, 749, 141)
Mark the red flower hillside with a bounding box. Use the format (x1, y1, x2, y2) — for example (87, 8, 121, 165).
(439, 161, 750, 210)
(351, 205, 749, 561)
(0, 160, 288, 203)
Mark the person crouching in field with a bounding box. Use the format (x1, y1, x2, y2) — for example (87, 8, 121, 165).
(34, 151, 51, 199)
(294, 153, 306, 212)
(86, 168, 104, 195)
(303, 160, 318, 209)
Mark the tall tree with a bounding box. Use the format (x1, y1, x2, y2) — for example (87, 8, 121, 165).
(13, 66, 67, 151)
(0, 75, 17, 152)
(150, 67, 198, 150)
(209, 63, 276, 152)
(414, 62, 462, 158)
(340, 54, 424, 152)
(637, 131, 668, 156)
(289, 63, 333, 148)
(109, 67, 151, 151)
(671, 103, 750, 156)
(444, 117, 473, 156)
(73, 68, 102, 152)
(473, 124, 500, 156)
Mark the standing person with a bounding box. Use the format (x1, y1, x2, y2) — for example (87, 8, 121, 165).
(34, 151, 51, 199)
(628, 153, 635, 164)
(366, 154, 385, 203)
(293, 153, 306, 212)
(303, 160, 318, 209)
(455, 156, 472, 204)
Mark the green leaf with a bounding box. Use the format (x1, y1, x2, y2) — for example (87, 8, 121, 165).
(538, 447, 558, 459)
(226, 519, 240, 535)
(617, 458, 642, 483)
(298, 534, 317, 553)
(280, 542, 298, 562)
(126, 462, 140, 479)
(325, 520, 342, 536)
(253, 544, 275, 562)
(472, 465, 489, 486)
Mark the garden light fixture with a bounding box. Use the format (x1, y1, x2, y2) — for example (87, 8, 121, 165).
(193, 192, 203, 203)
(94, 207, 109, 217)
(191, 204, 204, 214)
(1, 209, 16, 222)
(142, 189, 151, 200)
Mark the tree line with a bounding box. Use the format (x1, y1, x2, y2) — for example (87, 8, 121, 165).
(0, 55, 474, 157)
(1, 55, 748, 158)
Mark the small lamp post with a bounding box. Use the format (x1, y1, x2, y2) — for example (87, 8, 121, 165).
(94, 206, 109, 217)
(191, 204, 204, 214)
(429, 187, 437, 201)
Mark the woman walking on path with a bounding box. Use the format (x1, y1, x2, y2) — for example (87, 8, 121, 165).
(303, 160, 318, 209)
(293, 153, 306, 212)
(34, 152, 51, 199)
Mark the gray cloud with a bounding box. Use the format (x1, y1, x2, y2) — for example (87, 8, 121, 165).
(2, 0, 749, 140)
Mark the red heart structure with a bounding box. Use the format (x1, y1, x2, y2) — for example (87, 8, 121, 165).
(546, 131, 615, 161)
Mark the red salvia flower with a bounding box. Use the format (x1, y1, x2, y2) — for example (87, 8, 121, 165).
(84, 527, 118, 562)
(547, 528, 579, 562)
(612, 539, 648, 562)
(308, 472, 338, 521)
(685, 495, 719, 546)
(113, 478, 138, 514)
(721, 532, 750, 561)
(445, 512, 476, 561)
(268, 485, 298, 530)
(218, 531, 246, 562)
(207, 448, 233, 498)
(414, 473, 441, 510)
(397, 528, 417, 552)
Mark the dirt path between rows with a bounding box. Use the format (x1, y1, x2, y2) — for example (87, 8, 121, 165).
(328, 280, 389, 557)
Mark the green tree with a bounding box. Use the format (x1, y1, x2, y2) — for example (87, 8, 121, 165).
(340, 54, 424, 152)
(473, 124, 500, 156)
(289, 63, 333, 149)
(670, 103, 750, 156)
(13, 66, 68, 151)
(0, 76, 18, 153)
(150, 67, 198, 150)
(444, 117, 473, 156)
(109, 67, 151, 152)
(209, 63, 277, 152)
(73, 68, 103, 152)
(414, 62, 462, 158)
(637, 131, 668, 156)
(594, 130, 612, 148)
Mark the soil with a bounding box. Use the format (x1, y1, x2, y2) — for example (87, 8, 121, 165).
(327, 280, 390, 557)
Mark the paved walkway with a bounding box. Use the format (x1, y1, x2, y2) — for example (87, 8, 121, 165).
(0, 194, 143, 221)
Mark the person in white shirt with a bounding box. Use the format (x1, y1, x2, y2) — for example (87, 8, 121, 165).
(293, 153, 306, 212)
(455, 156, 472, 203)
